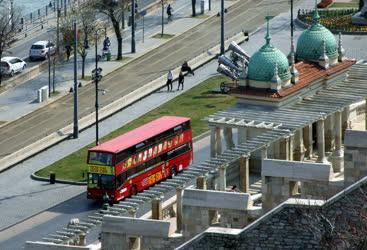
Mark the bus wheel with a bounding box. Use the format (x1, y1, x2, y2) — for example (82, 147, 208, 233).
(130, 185, 138, 196)
(170, 166, 177, 178)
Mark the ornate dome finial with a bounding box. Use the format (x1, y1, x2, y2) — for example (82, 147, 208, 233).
(319, 39, 330, 69)
(313, 0, 321, 24)
(338, 32, 345, 62)
(265, 16, 272, 46)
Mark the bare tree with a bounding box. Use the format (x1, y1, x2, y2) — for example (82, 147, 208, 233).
(0, 0, 21, 86)
(60, 7, 99, 79)
(191, 0, 196, 17)
(91, 0, 129, 60)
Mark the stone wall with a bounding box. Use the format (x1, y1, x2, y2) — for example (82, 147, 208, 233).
(177, 176, 367, 250)
(344, 130, 367, 187)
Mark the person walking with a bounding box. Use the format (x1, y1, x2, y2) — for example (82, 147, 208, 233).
(167, 4, 173, 22)
(177, 70, 184, 90)
(65, 45, 71, 61)
(181, 61, 194, 76)
(166, 70, 173, 92)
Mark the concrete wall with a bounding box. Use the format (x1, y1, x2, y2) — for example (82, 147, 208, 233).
(177, 176, 367, 250)
(24, 242, 93, 250)
(344, 130, 367, 187)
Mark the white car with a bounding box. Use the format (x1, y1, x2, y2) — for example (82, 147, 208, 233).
(0, 57, 27, 77)
(29, 41, 56, 61)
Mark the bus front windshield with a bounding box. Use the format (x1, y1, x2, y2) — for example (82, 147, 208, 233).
(89, 151, 113, 166)
(88, 173, 115, 189)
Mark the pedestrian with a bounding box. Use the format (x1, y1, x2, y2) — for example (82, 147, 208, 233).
(49, 1, 52, 7)
(65, 45, 71, 61)
(166, 70, 173, 92)
(167, 4, 173, 22)
(181, 61, 194, 76)
(177, 70, 184, 90)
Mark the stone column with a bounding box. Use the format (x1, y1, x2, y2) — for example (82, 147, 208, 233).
(317, 118, 329, 164)
(128, 209, 140, 250)
(342, 107, 350, 141)
(239, 154, 249, 193)
(325, 114, 335, 152)
(261, 146, 268, 160)
(207, 171, 218, 225)
(332, 111, 343, 172)
(210, 127, 216, 158)
(78, 233, 86, 246)
(289, 133, 294, 161)
(218, 164, 227, 191)
(224, 127, 235, 149)
(237, 127, 247, 145)
(215, 127, 222, 156)
(152, 198, 163, 220)
(303, 124, 313, 159)
(176, 186, 184, 233)
(196, 175, 207, 190)
(294, 129, 305, 161)
(279, 136, 290, 160)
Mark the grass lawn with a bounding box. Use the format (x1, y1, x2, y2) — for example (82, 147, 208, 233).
(35, 75, 235, 181)
(152, 33, 175, 39)
(329, 0, 358, 8)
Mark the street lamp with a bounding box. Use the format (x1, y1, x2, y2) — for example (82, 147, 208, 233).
(92, 29, 105, 145)
(73, 20, 79, 139)
(220, 0, 224, 55)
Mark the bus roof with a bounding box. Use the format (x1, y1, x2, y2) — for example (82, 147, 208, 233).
(90, 116, 190, 154)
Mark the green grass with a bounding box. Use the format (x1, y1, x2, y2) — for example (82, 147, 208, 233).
(329, 2, 358, 8)
(152, 33, 175, 39)
(35, 75, 235, 181)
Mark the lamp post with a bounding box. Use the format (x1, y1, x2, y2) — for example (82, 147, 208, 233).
(92, 29, 105, 145)
(73, 20, 79, 139)
(131, 0, 136, 53)
(220, 0, 224, 55)
(48, 39, 51, 97)
(10, 0, 14, 32)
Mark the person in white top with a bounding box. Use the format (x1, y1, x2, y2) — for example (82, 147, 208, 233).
(166, 70, 173, 91)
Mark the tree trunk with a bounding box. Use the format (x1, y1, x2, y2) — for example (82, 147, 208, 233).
(110, 11, 122, 60)
(161, 2, 164, 36)
(360, 0, 364, 11)
(122, 10, 125, 30)
(82, 54, 86, 79)
(0, 49, 2, 87)
(191, 0, 196, 17)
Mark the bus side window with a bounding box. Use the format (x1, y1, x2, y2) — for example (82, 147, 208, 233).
(127, 168, 137, 179)
(116, 172, 127, 188)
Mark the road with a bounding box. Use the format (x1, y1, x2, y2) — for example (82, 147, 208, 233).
(0, 0, 294, 161)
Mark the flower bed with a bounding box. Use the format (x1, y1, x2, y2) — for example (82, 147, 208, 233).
(298, 8, 367, 33)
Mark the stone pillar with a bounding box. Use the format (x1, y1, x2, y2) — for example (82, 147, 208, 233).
(303, 124, 313, 159)
(196, 175, 207, 190)
(128, 209, 140, 250)
(237, 127, 247, 144)
(325, 114, 335, 152)
(223, 127, 235, 149)
(215, 127, 222, 156)
(78, 233, 86, 246)
(289, 133, 294, 161)
(317, 118, 329, 164)
(239, 154, 249, 193)
(261, 146, 268, 160)
(342, 107, 350, 141)
(152, 198, 163, 220)
(218, 164, 227, 191)
(207, 171, 219, 225)
(332, 111, 343, 172)
(210, 127, 217, 157)
(176, 186, 184, 233)
(279, 136, 290, 160)
(294, 129, 305, 161)
(262, 176, 284, 212)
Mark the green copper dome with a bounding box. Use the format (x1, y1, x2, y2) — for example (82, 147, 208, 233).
(247, 17, 291, 82)
(296, 7, 337, 61)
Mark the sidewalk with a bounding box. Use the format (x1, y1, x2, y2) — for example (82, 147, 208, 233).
(0, 0, 230, 122)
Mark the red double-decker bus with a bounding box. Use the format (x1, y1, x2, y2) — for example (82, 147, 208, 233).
(87, 116, 193, 202)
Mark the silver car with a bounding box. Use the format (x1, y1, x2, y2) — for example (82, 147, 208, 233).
(29, 41, 56, 61)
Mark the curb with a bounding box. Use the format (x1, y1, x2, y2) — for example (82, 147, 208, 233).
(0, 3, 247, 173)
(31, 130, 212, 185)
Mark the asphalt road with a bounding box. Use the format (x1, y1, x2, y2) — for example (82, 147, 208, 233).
(0, 0, 294, 160)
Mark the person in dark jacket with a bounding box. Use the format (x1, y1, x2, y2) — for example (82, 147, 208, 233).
(177, 70, 184, 90)
(181, 61, 194, 76)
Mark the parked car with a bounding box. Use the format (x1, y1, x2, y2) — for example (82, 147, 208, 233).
(29, 41, 56, 61)
(0, 57, 27, 77)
